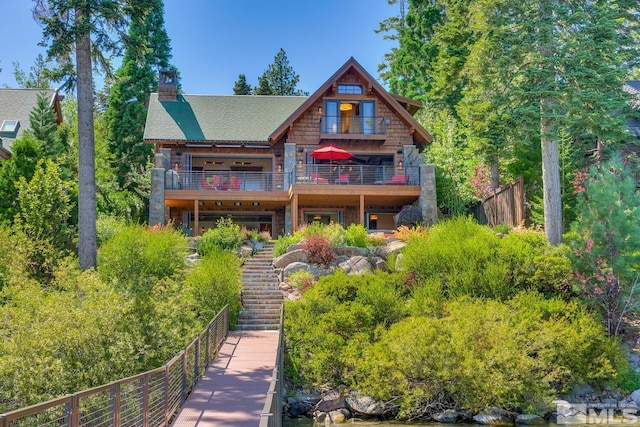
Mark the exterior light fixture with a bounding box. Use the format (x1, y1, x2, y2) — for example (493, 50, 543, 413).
(234, 201, 241, 206)
(252, 202, 260, 206)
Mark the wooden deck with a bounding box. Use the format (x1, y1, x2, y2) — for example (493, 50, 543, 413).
(171, 331, 280, 427)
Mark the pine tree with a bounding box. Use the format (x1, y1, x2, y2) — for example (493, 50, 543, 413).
(105, 0, 173, 203)
(570, 154, 640, 336)
(34, 0, 152, 269)
(233, 74, 252, 95)
(254, 49, 307, 96)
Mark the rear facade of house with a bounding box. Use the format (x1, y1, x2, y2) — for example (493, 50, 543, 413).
(145, 58, 437, 236)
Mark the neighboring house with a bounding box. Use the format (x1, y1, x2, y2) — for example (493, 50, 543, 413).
(0, 88, 64, 160)
(144, 57, 437, 236)
(622, 81, 640, 186)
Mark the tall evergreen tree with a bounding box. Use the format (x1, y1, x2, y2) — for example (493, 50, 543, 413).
(34, 0, 151, 269)
(254, 49, 307, 96)
(105, 0, 173, 207)
(233, 73, 252, 95)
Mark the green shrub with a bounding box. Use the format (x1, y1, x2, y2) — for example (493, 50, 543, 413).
(197, 217, 243, 255)
(301, 222, 348, 248)
(96, 214, 127, 246)
(184, 246, 242, 327)
(273, 234, 303, 257)
(355, 293, 626, 419)
(287, 270, 315, 292)
(98, 224, 188, 293)
(396, 205, 422, 227)
(345, 223, 369, 247)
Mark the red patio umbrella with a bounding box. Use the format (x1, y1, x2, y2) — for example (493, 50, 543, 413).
(310, 145, 353, 182)
(309, 145, 353, 163)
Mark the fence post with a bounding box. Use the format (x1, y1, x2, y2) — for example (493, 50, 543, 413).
(181, 352, 188, 405)
(112, 382, 121, 427)
(205, 323, 211, 367)
(69, 394, 80, 427)
(163, 365, 169, 426)
(142, 376, 149, 427)
(194, 337, 201, 383)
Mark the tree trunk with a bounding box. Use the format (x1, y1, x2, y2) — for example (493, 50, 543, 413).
(76, 14, 97, 270)
(541, 113, 562, 245)
(490, 157, 500, 189)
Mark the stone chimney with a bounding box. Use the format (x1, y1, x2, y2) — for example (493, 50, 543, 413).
(158, 69, 178, 101)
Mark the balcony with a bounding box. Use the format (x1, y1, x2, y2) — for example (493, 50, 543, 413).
(165, 170, 286, 191)
(319, 115, 387, 141)
(293, 164, 420, 186)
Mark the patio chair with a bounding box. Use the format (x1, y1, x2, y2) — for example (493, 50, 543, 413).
(229, 176, 242, 190)
(310, 173, 328, 183)
(335, 174, 349, 184)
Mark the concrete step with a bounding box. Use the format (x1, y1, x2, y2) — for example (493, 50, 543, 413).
(234, 324, 279, 331)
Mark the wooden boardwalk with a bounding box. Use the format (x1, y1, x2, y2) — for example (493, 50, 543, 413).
(171, 331, 280, 427)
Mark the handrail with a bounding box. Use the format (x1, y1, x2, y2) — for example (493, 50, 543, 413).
(0, 305, 230, 427)
(259, 305, 284, 427)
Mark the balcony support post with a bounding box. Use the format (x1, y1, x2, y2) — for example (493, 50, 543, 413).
(359, 194, 365, 226)
(194, 200, 200, 236)
(291, 194, 299, 232)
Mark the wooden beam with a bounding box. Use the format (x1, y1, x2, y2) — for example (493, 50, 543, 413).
(359, 194, 365, 225)
(292, 194, 299, 231)
(194, 199, 200, 236)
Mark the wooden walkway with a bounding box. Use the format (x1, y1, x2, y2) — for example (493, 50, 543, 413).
(171, 331, 280, 427)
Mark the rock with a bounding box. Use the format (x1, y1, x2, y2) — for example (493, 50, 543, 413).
(516, 414, 545, 425)
(288, 401, 311, 417)
(339, 256, 372, 275)
(273, 249, 307, 268)
(371, 256, 388, 272)
(184, 253, 201, 267)
(572, 383, 594, 397)
(314, 411, 327, 423)
(279, 283, 292, 291)
(334, 246, 368, 257)
(630, 389, 640, 406)
(473, 408, 515, 426)
(283, 262, 313, 280)
(386, 239, 407, 255)
(432, 409, 460, 423)
(315, 386, 347, 413)
(395, 253, 405, 271)
(334, 255, 349, 265)
(328, 409, 350, 423)
(287, 243, 303, 253)
(237, 243, 253, 258)
(367, 245, 387, 258)
(345, 394, 386, 417)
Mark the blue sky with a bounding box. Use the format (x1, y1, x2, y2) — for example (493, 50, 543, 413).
(0, 1, 398, 95)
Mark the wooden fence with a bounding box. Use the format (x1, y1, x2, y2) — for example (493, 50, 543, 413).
(477, 176, 525, 228)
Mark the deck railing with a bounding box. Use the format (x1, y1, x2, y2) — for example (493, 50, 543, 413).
(294, 164, 420, 186)
(259, 306, 284, 427)
(319, 115, 387, 135)
(165, 171, 286, 191)
(0, 305, 230, 427)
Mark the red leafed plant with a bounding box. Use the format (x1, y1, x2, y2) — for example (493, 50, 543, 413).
(302, 234, 335, 267)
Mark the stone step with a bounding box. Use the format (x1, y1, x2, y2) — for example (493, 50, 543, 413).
(238, 308, 281, 316)
(242, 302, 283, 309)
(237, 315, 281, 323)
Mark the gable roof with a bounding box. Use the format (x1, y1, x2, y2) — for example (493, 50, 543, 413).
(0, 88, 62, 155)
(143, 94, 308, 144)
(268, 57, 433, 146)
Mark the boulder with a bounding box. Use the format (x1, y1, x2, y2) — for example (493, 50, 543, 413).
(473, 408, 515, 426)
(315, 386, 347, 413)
(286, 243, 304, 253)
(394, 253, 405, 271)
(371, 256, 388, 272)
(345, 394, 387, 417)
(516, 414, 546, 425)
(339, 256, 372, 275)
(328, 409, 350, 423)
(386, 239, 407, 255)
(432, 409, 460, 423)
(630, 389, 640, 406)
(273, 249, 307, 268)
(237, 243, 253, 258)
(288, 401, 311, 417)
(334, 246, 368, 257)
(283, 262, 313, 280)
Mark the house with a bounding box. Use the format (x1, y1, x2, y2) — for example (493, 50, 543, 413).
(0, 88, 64, 160)
(144, 57, 437, 236)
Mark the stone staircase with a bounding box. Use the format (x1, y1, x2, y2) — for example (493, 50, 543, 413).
(236, 242, 283, 331)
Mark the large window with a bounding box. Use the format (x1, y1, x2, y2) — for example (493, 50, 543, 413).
(337, 84, 363, 95)
(324, 100, 375, 134)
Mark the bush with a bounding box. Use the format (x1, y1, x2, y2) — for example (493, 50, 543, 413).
(345, 223, 369, 247)
(184, 246, 242, 327)
(96, 214, 127, 246)
(273, 234, 303, 257)
(287, 270, 315, 290)
(396, 205, 423, 227)
(197, 217, 243, 255)
(393, 224, 429, 242)
(302, 222, 348, 248)
(98, 224, 188, 294)
(354, 293, 627, 419)
(302, 235, 335, 267)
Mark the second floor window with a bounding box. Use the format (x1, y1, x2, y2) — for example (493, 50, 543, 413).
(324, 100, 375, 134)
(337, 84, 363, 95)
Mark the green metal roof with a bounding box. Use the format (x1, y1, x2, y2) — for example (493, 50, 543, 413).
(143, 94, 308, 144)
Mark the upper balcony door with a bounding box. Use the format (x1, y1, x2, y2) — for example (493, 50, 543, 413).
(324, 100, 375, 135)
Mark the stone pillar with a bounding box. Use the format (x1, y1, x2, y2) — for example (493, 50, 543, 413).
(284, 205, 292, 236)
(419, 163, 438, 225)
(284, 143, 296, 188)
(149, 168, 166, 225)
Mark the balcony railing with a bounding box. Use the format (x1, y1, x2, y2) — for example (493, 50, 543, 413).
(293, 164, 420, 186)
(165, 171, 287, 191)
(164, 166, 420, 191)
(319, 115, 387, 135)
